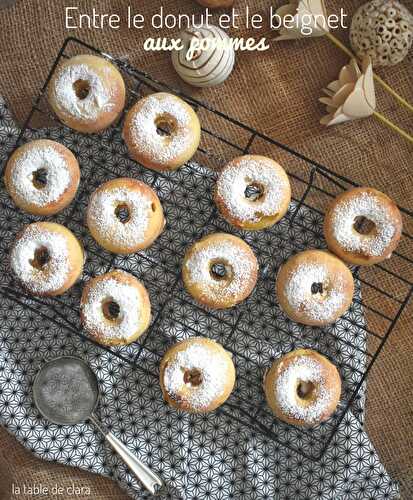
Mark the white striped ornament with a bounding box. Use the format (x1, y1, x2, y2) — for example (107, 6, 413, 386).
(172, 25, 235, 88)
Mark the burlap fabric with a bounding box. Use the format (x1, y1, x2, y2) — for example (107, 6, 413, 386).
(0, 0, 411, 499)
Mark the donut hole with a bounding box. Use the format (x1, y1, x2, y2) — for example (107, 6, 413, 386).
(102, 300, 121, 322)
(73, 79, 91, 100)
(296, 380, 316, 400)
(155, 114, 176, 137)
(311, 282, 324, 295)
(32, 168, 48, 189)
(30, 246, 51, 270)
(353, 216, 376, 235)
(209, 259, 233, 282)
(115, 203, 131, 224)
(183, 368, 203, 387)
(244, 181, 265, 202)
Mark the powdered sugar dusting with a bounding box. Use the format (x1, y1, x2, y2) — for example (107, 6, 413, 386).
(331, 192, 396, 257)
(10, 225, 70, 294)
(275, 356, 333, 424)
(53, 63, 114, 122)
(184, 239, 257, 302)
(82, 275, 143, 342)
(129, 94, 195, 166)
(284, 262, 346, 322)
(163, 341, 230, 410)
(216, 157, 290, 223)
(87, 186, 152, 249)
(9, 144, 72, 207)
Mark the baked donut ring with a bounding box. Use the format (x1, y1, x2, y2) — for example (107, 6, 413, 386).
(195, 0, 234, 7)
(10, 222, 84, 296)
(123, 92, 201, 172)
(276, 250, 354, 326)
(48, 54, 126, 133)
(87, 178, 164, 255)
(215, 155, 291, 230)
(182, 233, 258, 309)
(264, 349, 341, 426)
(324, 187, 403, 266)
(160, 337, 235, 413)
(80, 270, 151, 346)
(4, 139, 80, 216)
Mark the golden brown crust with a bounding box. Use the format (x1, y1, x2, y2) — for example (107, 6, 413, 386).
(159, 337, 236, 413)
(195, 0, 234, 7)
(276, 249, 354, 327)
(11, 222, 84, 297)
(4, 139, 80, 216)
(182, 233, 258, 309)
(86, 177, 165, 255)
(48, 54, 126, 133)
(80, 270, 151, 347)
(214, 155, 291, 231)
(324, 187, 403, 266)
(264, 349, 341, 426)
(122, 92, 201, 172)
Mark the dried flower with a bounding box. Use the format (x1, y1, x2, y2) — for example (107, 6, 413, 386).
(275, 0, 329, 40)
(320, 57, 376, 126)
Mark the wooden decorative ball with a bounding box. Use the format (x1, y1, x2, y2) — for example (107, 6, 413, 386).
(350, 0, 413, 67)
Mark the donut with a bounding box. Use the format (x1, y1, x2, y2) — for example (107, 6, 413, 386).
(4, 139, 80, 216)
(122, 92, 201, 172)
(86, 178, 165, 255)
(214, 155, 291, 230)
(264, 349, 341, 426)
(80, 270, 151, 346)
(182, 233, 258, 309)
(324, 187, 403, 266)
(195, 0, 234, 7)
(276, 250, 354, 326)
(159, 337, 235, 413)
(48, 54, 126, 133)
(10, 222, 84, 296)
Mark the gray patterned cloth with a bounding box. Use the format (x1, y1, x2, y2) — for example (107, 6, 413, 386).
(0, 96, 399, 499)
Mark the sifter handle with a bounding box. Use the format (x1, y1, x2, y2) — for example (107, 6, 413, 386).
(89, 413, 164, 496)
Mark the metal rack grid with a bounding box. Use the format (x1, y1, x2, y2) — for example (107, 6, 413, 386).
(1, 37, 412, 461)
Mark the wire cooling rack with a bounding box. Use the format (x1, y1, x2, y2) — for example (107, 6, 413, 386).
(1, 37, 412, 461)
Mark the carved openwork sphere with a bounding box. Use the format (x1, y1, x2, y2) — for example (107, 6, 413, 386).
(350, 0, 413, 67)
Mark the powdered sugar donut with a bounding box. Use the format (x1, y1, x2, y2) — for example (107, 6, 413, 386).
(195, 0, 234, 7)
(5, 139, 80, 216)
(276, 250, 354, 327)
(48, 54, 126, 133)
(182, 233, 258, 309)
(160, 337, 235, 413)
(264, 349, 341, 426)
(86, 178, 165, 255)
(215, 155, 291, 230)
(10, 222, 84, 296)
(324, 187, 403, 266)
(80, 270, 151, 346)
(122, 92, 201, 172)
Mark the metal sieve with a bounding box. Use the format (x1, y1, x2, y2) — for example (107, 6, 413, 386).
(33, 356, 164, 496)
